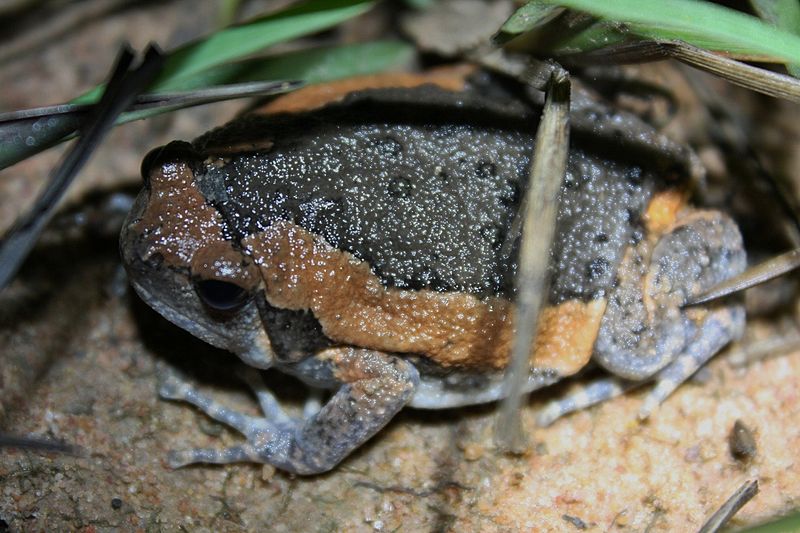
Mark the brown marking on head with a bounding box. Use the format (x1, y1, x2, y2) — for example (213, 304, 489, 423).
(132, 161, 251, 287)
(643, 188, 687, 235)
(256, 64, 477, 116)
(190, 241, 261, 291)
(132, 161, 225, 270)
(243, 221, 600, 373)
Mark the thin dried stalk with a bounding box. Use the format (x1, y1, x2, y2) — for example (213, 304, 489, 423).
(494, 68, 570, 453)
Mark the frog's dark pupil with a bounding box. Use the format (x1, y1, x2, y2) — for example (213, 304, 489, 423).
(194, 280, 249, 312)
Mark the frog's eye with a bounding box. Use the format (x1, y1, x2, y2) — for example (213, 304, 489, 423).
(194, 279, 250, 312)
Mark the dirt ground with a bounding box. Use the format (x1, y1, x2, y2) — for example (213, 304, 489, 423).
(1, 1, 799, 531)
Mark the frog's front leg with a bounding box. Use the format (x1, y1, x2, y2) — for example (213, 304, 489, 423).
(159, 347, 419, 475)
(538, 209, 746, 426)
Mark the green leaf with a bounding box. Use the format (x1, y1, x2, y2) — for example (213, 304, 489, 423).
(497, 3, 561, 37)
(154, 0, 373, 91)
(73, 0, 374, 104)
(750, 0, 800, 76)
(117, 41, 414, 122)
(518, 0, 800, 64)
(167, 40, 414, 90)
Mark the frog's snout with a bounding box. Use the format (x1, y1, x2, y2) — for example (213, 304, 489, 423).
(118, 191, 180, 299)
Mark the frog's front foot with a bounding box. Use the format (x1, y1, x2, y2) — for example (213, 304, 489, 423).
(158, 348, 419, 475)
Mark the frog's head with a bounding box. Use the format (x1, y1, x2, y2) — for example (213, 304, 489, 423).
(120, 142, 272, 367)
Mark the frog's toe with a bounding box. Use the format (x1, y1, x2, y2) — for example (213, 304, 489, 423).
(166, 444, 261, 468)
(302, 388, 324, 418)
(166, 449, 194, 468)
(158, 348, 417, 474)
(159, 369, 276, 436)
(235, 365, 292, 423)
(157, 369, 191, 400)
(637, 357, 699, 421)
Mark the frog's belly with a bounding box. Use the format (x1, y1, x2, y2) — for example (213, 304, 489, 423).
(408, 361, 562, 409)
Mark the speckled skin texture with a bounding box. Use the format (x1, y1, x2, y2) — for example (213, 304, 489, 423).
(120, 73, 746, 474)
(194, 83, 660, 303)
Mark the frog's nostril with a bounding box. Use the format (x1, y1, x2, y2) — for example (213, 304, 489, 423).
(138, 249, 164, 270)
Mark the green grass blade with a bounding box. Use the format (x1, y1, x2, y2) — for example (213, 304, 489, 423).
(548, 21, 626, 55)
(1, 41, 412, 170)
(0, 114, 83, 170)
(167, 40, 414, 90)
(73, 0, 374, 104)
(496, 3, 561, 38)
(529, 0, 800, 63)
(751, 0, 800, 33)
(751, 0, 800, 76)
(154, 0, 374, 91)
(117, 41, 414, 122)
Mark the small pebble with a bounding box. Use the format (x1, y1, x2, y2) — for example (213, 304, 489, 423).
(562, 514, 587, 530)
(729, 420, 757, 461)
(461, 442, 485, 461)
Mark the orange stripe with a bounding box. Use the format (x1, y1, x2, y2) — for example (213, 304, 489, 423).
(644, 189, 687, 235)
(256, 64, 477, 115)
(244, 220, 600, 374)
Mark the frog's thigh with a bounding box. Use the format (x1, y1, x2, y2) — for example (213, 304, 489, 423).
(160, 348, 419, 475)
(594, 209, 745, 380)
(537, 210, 745, 425)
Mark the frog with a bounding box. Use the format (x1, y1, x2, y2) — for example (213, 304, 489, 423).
(119, 65, 746, 475)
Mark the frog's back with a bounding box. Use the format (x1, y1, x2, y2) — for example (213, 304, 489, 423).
(192, 82, 662, 306)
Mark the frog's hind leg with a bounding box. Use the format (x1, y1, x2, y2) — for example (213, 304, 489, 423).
(637, 306, 744, 419)
(538, 210, 746, 426)
(536, 376, 637, 427)
(537, 306, 744, 426)
(159, 348, 418, 474)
